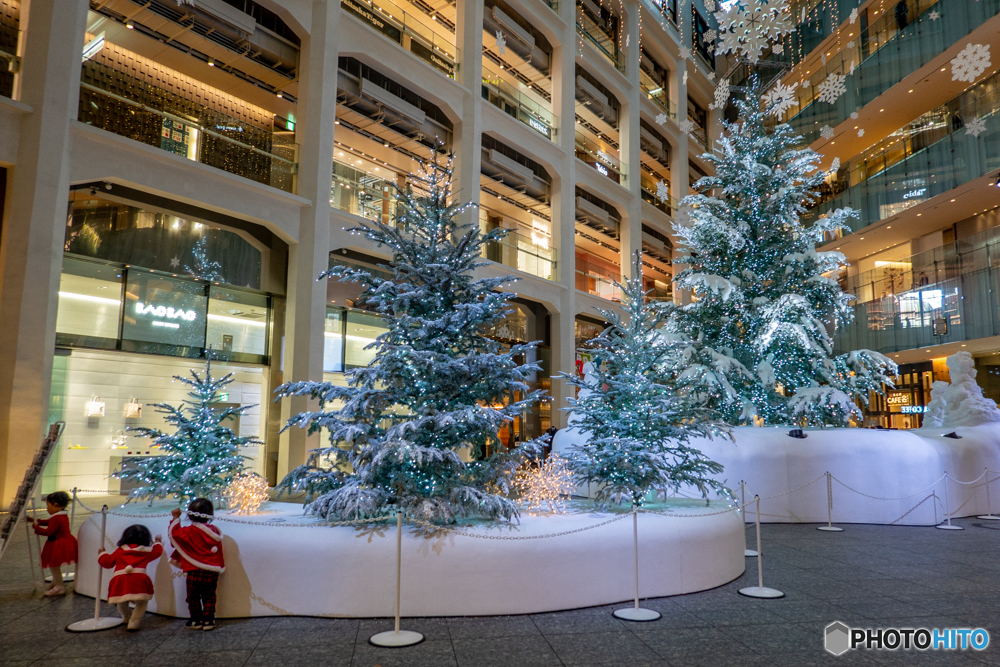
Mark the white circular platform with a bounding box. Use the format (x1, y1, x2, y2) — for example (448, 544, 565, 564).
(74, 499, 746, 618)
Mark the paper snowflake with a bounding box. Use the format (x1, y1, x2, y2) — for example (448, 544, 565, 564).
(829, 157, 841, 174)
(704, 28, 718, 44)
(846, 40, 855, 50)
(816, 73, 847, 104)
(626, 33, 630, 47)
(655, 112, 668, 125)
(800, 79, 811, 90)
(849, 7, 858, 24)
(656, 179, 670, 202)
(820, 125, 835, 140)
(707, 72, 716, 82)
(857, 128, 865, 137)
(850, 111, 859, 120)
(951, 43, 992, 83)
(683, 70, 689, 84)
(772, 42, 784, 55)
(496, 31, 506, 55)
(711, 78, 731, 110)
(762, 80, 798, 118)
(928, 9, 940, 20)
(966, 116, 988, 138)
(715, 0, 793, 63)
(679, 46, 692, 60)
(679, 119, 696, 134)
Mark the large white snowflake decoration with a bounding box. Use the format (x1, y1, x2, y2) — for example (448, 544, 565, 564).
(656, 179, 670, 202)
(715, 0, 794, 63)
(820, 124, 835, 140)
(928, 9, 940, 20)
(495, 31, 506, 55)
(655, 112, 668, 126)
(849, 7, 858, 24)
(679, 46, 692, 60)
(679, 119, 696, 134)
(951, 43, 992, 83)
(762, 80, 798, 118)
(829, 157, 841, 175)
(966, 116, 988, 138)
(704, 29, 718, 44)
(711, 78, 731, 110)
(816, 73, 847, 104)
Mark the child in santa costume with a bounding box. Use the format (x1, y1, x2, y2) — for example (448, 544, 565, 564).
(26, 491, 78, 596)
(97, 524, 163, 631)
(169, 498, 225, 631)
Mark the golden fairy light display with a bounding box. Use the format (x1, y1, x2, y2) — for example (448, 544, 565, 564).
(512, 454, 574, 515)
(225, 473, 270, 514)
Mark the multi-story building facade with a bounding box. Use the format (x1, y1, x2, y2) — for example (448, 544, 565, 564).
(783, 0, 1000, 427)
(0, 0, 724, 506)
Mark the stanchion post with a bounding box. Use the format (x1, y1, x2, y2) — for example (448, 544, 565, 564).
(817, 472, 843, 532)
(369, 512, 423, 647)
(742, 481, 758, 557)
(739, 496, 784, 599)
(937, 472, 964, 530)
(28, 498, 45, 584)
(978, 468, 1000, 520)
(67, 506, 123, 631)
(24, 513, 38, 591)
(613, 507, 661, 621)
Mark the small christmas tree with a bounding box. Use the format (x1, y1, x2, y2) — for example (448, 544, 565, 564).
(563, 254, 729, 508)
(669, 76, 895, 426)
(117, 355, 259, 505)
(277, 154, 546, 524)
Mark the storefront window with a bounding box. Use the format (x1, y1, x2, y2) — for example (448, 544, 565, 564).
(324, 309, 345, 372)
(123, 272, 208, 350)
(207, 287, 269, 361)
(56, 258, 123, 347)
(345, 311, 387, 368)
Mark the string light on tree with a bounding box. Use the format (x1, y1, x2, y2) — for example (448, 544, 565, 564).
(512, 455, 574, 515)
(225, 474, 270, 514)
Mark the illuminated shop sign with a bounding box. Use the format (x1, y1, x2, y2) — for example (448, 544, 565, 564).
(886, 392, 912, 406)
(901, 406, 929, 414)
(903, 188, 927, 200)
(528, 116, 549, 136)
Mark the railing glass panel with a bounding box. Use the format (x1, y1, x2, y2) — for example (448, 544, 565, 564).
(341, 0, 458, 78)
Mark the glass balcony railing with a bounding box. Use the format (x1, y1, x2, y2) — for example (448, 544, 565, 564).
(640, 175, 676, 216)
(643, 0, 678, 28)
(576, 253, 622, 300)
(331, 158, 396, 222)
(481, 226, 558, 281)
(481, 68, 555, 140)
(576, 9, 624, 74)
(341, 0, 458, 78)
(787, 0, 998, 145)
(575, 131, 624, 184)
(640, 69, 676, 120)
(810, 77, 1000, 231)
(79, 82, 297, 193)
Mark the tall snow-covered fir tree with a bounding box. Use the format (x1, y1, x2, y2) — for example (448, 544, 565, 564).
(117, 355, 259, 504)
(562, 254, 729, 508)
(276, 155, 546, 524)
(669, 77, 896, 426)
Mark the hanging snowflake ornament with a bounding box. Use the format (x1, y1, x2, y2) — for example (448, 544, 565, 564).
(849, 7, 858, 24)
(704, 28, 717, 44)
(820, 125, 835, 140)
(762, 80, 798, 118)
(951, 43, 992, 83)
(772, 42, 784, 55)
(679, 46, 692, 60)
(816, 73, 847, 104)
(715, 0, 794, 64)
(495, 30, 506, 55)
(655, 112, 668, 126)
(711, 78, 731, 110)
(966, 116, 988, 138)
(656, 179, 670, 202)
(857, 128, 865, 137)
(928, 9, 940, 20)
(679, 119, 696, 134)
(850, 111, 859, 120)
(829, 157, 841, 175)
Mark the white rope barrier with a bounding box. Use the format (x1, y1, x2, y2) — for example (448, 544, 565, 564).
(830, 472, 947, 501)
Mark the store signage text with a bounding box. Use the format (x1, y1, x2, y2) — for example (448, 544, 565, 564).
(903, 188, 927, 200)
(528, 116, 549, 136)
(135, 302, 199, 330)
(886, 392, 912, 406)
(901, 405, 929, 414)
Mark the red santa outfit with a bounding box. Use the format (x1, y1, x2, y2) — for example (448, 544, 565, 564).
(97, 543, 164, 604)
(168, 518, 225, 573)
(32, 511, 78, 569)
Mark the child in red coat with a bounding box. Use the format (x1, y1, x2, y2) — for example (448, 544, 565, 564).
(26, 491, 78, 596)
(98, 524, 163, 631)
(169, 498, 225, 631)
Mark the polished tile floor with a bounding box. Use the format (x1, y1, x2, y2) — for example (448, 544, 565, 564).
(3, 513, 1000, 666)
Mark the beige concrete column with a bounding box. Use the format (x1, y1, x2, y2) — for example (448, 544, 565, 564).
(277, 0, 340, 480)
(452, 0, 484, 215)
(0, 0, 88, 508)
(672, 0, 693, 307)
(619, 0, 643, 278)
(549, 6, 578, 428)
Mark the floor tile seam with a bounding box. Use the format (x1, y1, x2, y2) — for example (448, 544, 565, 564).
(529, 614, 568, 667)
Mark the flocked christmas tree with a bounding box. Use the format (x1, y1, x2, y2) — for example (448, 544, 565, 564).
(562, 254, 730, 507)
(669, 77, 895, 426)
(116, 355, 259, 505)
(276, 154, 546, 524)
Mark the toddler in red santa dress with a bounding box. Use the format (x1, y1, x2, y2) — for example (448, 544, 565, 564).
(26, 491, 78, 596)
(169, 498, 225, 631)
(97, 524, 163, 631)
